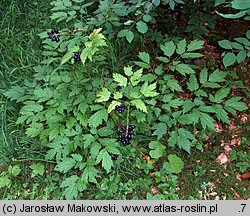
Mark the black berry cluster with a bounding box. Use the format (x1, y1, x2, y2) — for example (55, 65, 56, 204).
(117, 125, 135, 145)
(115, 104, 126, 113)
(47, 29, 60, 42)
(111, 154, 118, 161)
(73, 52, 80, 61)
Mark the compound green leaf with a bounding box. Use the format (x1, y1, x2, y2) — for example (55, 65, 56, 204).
(117, 29, 128, 38)
(168, 98, 183, 108)
(154, 64, 163, 75)
(61, 46, 79, 65)
(182, 100, 195, 113)
(177, 132, 191, 153)
(0, 177, 11, 188)
(21, 102, 43, 113)
(124, 66, 133, 76)
(88, 108, 108, 128)
(108, 100, 121, 114)
(181, 53, 204, 58)
(90, 142, 101, 159)
(152, 123, 168, 139)
(223, 52, 236, 67)
(168, 131, 178, 147)
(168, 154, 184, 174)
(26, 123, 44, 138)
(131, 99, 148, 113)
(175, 64, 195, 75)
(80, 29, 106, 65)
(176, 39, 186, 54)
(134, 61, 150, 69)
(4, 86, 25, 102)
(200, 68, 208, 84)
(138, 52, 150, 64)
(71, 154, 83, 162)
(8, 165, 21, 177)
(231, 42, 244, 50)
(81, 166, 98, 183)
(178, 114, 196, 125)
(95, 88, 111, 103)
(167, 79, 182, 92)
(131, 99, 147, 113)
(232, 0, 250, 10)
(218, 40, 232, 49)
(208, 70, 227, 82)
(136, 21, 148, 34)
(30, 163, 45, 177)
(66, 117, 77, 129)
(126, 30, 134, 43)
(55, 157, 76, 173)
(179, 128, 195, 140)
(200, 112, 215, 131)
(187, 40, 204, 52)
(34, 87, 54, 102)
(97, 127, 114, 137)
(140, 82, 159, 97)
(160, 41, 176, 57)
(212, 87, 230, 103)
(96, 149, 113, 173)
(187, 74, 199, 91)
(236, 51, 247, 63)
(215, 0, 227, 6)
(213, 104, 230, 124)
(246, 30, 250, 39)
(61, 175, 80, 200)
(113, 73, 127, 87)
(149, 141, 166, 159)
(131, 68, 143, 86)
(114, 91, 123, 100)
(224, 97, 248, 111)
(143, 14, 152, 22)
(83, 134, 96, 148)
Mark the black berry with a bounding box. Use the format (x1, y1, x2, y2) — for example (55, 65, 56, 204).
(118, 134, 125, 139)
(115, 104, 126, 113)
(127, 134, 132, 139)
(73, 52, 80, 61)
(128, 130, 134, 135)
(48, 29, 60, 42)
(129, 125, 135, 130)
(118, 128, 125, 133)
(111, 154, 118, 161)
(117, 125, 136, 145)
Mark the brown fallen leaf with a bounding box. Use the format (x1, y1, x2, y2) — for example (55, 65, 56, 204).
(214, 123, 223, 133)
(230, 138, 241, 146)
(231, 187, 241, 199)
(216, 153, 228, 165)
(209, 182, 217, 190)
(224, 145, 232, 154)
(150, 186, 159, 195)
(214, 196, 220, 200)
(241, 172, 250, 180)
(240, 113, 248, 123)
(237, 174, 242, 181)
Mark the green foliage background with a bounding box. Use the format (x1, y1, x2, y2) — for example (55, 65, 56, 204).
(0, 0, 249, 199)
